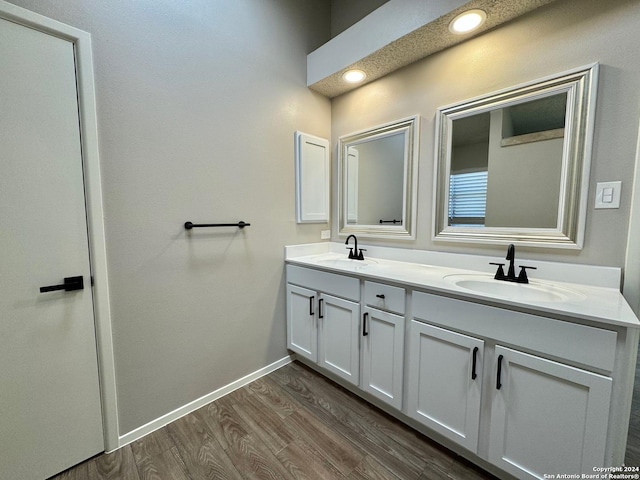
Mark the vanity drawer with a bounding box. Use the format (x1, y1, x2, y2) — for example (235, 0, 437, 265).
(364, 281, 405, 314)
(286, 264, 359, 301)
(411, 291, 617, 372)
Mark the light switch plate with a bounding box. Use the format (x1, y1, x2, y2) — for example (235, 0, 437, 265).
(595, 181, 621, 209)
(321, 230, 331, 239)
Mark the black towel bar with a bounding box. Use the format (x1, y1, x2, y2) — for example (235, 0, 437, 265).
(184, 221, 250, 230)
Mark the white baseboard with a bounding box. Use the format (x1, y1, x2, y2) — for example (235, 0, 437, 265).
(113, 355, 292, 451)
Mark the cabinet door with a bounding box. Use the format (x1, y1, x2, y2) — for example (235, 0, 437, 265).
(287, 284, 317, 362)
(489, 346, 612, 478)
(317, 294, 360, 386)
(361, 307, 404, 409)
(407, 321, 484, 453)
(295, 131, 330, 223)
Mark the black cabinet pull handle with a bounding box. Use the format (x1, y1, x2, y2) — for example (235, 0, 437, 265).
(472, 346, 479, 380)
(40, 275, 84, 293)
(309, 296, 315, 316)
(318, 298, 324, 319)
(375, 294, 385, 299)
(496, 354, 504, 390)
(362, 312, 369, 336)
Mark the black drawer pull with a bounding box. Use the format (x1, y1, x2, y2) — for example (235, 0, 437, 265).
(309, 296, 315, 316)
(496, 354, 504, 390)
(471, 346, 479, 380)
(375, 294, 385, 299)
(318, 298, 324, 319)
(362, 312, 369, 336)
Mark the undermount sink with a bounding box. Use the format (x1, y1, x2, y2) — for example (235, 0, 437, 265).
(316, 257, 378, 270)
(444, 274, 585, 303)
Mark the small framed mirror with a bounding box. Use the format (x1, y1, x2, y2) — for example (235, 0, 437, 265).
(433, 64, 598, 248)
(339, 115, 419, 239)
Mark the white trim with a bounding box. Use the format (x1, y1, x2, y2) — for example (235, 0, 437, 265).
(77, 32, 120, 454)
(623, 112, 640, 314)
(115, 356, 292, 451)
(0, 1, 119, 452)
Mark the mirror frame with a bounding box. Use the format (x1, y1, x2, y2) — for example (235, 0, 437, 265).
(433, 64, 598, 249)
(338, 115, 420, 239)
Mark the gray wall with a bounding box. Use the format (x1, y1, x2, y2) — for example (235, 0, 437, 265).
(332, 0, 640, 267)
(7, 0, 331, 434)
(451, 143, 490, 174)
(330, 0, 389, 38)
(485, 110, 564, 228)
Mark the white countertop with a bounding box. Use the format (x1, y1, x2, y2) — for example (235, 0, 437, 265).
(285, 245, 640, 329)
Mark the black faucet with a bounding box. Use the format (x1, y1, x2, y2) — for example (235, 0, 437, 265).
(490, 244, 537, 284)
(345, 234, 365, 260)
(506, 244, 516, 280)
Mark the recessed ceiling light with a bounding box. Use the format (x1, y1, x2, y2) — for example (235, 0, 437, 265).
(342, 69, 366, 83)
(449, 9, 487, 35)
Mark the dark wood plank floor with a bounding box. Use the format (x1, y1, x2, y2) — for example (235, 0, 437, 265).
(51, 361, 496, 480)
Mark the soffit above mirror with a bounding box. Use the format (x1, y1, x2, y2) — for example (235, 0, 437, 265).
(308, 0, 560, 98)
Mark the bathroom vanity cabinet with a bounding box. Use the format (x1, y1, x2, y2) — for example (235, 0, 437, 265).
(285, 247, 639, 479)
(287, 266, 405, 407)
(286, 266, 360, 385)
(409, 291, 614, 478)
(489, 346, 611, 477)
(361, 281, 405, 409)
(407, 320, 484, 454)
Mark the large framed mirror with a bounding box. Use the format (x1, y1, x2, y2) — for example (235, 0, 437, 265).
(433, 64, 598, 249)
(339, 115, 419, 239)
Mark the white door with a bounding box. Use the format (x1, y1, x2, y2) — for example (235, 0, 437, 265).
(407, 321, 484, 453)
(317, 293, 360, 385)
(0, 14, 104, 480)
(286, 284, 318, 362)
(361, 307, 404, 409)
(489, 346, 612, 478)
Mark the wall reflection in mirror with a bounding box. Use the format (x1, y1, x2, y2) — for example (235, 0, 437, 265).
(434, 64, 598, 248)
(346, 133, 404, 225)
(449, 93, 567, 229)
(339, 115, 419, 239)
